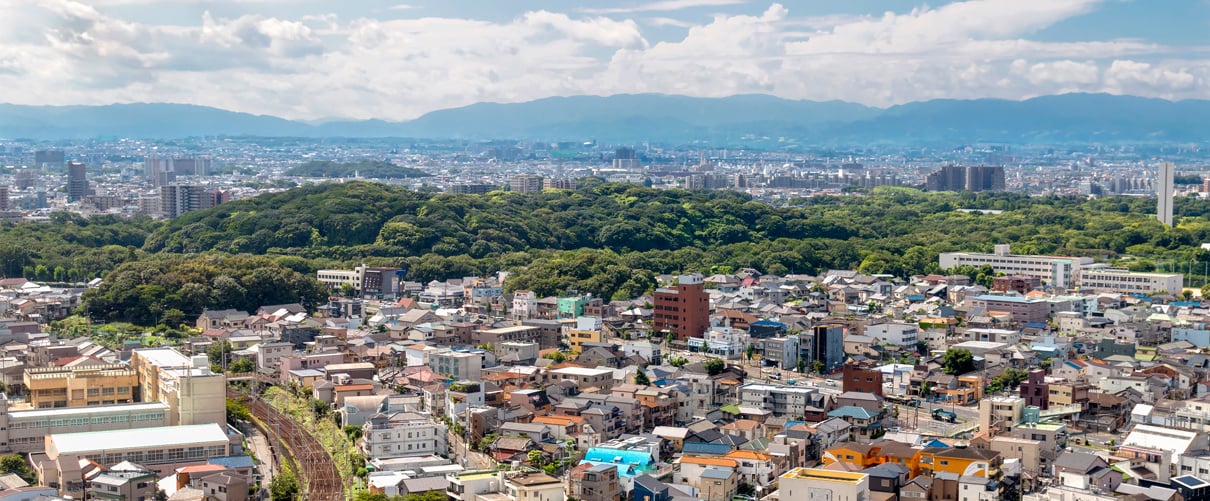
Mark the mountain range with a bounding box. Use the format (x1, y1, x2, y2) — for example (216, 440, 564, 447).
(2, 93, 1208, 143)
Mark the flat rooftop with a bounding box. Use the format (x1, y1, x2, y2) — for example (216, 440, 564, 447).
(49, 423, 228, 456)
(12, 402, 168, 420)
(783, 467, 867, 483)
(132, 348, 193, 367)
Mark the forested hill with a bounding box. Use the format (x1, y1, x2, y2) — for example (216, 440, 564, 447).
(5, 181, 1210, 325)
(144, 180, 1208, 276)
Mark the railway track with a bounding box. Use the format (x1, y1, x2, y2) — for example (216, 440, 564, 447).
(230, 388, 343, 500)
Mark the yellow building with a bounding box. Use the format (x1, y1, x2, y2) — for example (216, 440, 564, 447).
(567, 328, 603, 353)
(23, 365, 137, 409)
(919, 446, 1002, 478)
(129, 348, 226, 426)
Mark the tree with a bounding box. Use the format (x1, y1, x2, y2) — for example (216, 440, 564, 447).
(745, 344, 756, 361)
(668, 356, 688, 368)
(0, 454, 35, 483)
(341, 282, 357, 297)
(528, 449, 544, 467)
(206, 340, 232, 368)
(942, 349, 975, 375)
(344, 425, 364, 442)
(542, 351, 566, 363)
(704, 358, 726, 376)
(228, 358, 255, 373)
(226, 398, 251, 422)
(797, 359, 806, 374)
(634, 369, 651, 386)
(352, 492, 389, 501)
(269, 469, 298, 501)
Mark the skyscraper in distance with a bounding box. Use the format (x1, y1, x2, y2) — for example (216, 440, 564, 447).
(1157, 162, 1174, 227)
(66, 161, 88, 203)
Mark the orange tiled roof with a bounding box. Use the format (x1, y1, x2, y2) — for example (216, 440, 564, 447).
(724, 450, 773, 461)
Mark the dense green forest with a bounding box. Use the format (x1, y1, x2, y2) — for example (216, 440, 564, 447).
(285, 160, 430, 179)
(4, 180, 1210, 324)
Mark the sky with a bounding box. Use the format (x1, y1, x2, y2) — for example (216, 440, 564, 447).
(1, 0, 1208, 121)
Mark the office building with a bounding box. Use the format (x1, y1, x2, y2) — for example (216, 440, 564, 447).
(613, 148, 640, 169)
(172, 157, 212, 177)
(34, 150, 65, 169)
(317, 266, 366, 294)
(1158, 162, 1174, 227)
(66, 161, 88, 203)
(159, 185, 218, 218)
(801, 325, 845, 373)
(130, 348, 226, 426)
(1076, 267, 1182, 295)
(653, 274, 710, 340)
(23, 364, 139, 409)
(509, 175, 544, 194)
(939, 244, 1093, 288)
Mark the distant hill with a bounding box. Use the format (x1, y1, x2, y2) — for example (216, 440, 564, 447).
(2, 93, 1209, 143)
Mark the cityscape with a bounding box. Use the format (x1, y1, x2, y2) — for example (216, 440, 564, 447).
(2, 1, 1210, 501)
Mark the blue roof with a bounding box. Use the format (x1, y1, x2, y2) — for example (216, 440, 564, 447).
(751, 320, 787, 328)
(1025, 322, 1048, 329)
(906, 295, 925, 301)
(828, 406, 877, 420)
(584, 447, 654, 467)
(683, 442, 734, 455)
(208, 455, 255, 469)
(580, 448, 655, 478)
(784, 420, 806, 429)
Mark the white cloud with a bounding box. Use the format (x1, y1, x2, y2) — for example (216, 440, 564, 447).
(0, 0, 1207, 120)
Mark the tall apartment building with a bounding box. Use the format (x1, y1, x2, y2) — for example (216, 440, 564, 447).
(1157, 162, 1174, 227)
(801, 325, 845, 373)
(66, 161, 88, 202)
(654, 274, 710, 340)
(939, 244, 1093, 288)
(509, 175, 544, 194)
(360, 412, 448, 460)
(23, 364, 139, 409)
(34, 150, 65, 169)
(0, 185, 8, 211)
(613, 148, 640, 169)
(925, 165, 1005, 192)
(172, 157, 212, 177)
(159, 184, 218, 218)
(130, 348, 226, 426)
(145, 158, 176, 186)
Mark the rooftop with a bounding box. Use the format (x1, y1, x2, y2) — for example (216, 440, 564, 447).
(49, 423, 228, 456)
(783, 467, 867, 484)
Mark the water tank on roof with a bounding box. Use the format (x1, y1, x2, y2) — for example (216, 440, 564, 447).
(192, 355, 208, 369)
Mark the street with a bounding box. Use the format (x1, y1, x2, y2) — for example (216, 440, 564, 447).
(449, 429, 496, 470)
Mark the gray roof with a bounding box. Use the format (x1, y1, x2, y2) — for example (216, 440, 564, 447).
(699, 467, 734, 480)
(1053, 452, 1105, 473)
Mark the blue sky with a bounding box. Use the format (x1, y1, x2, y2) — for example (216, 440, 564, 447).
(1, 0, 1207, 120)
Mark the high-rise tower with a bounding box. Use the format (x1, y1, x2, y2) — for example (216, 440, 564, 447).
(66, 161, 88, 203)
(1157, 162, 1174, 227)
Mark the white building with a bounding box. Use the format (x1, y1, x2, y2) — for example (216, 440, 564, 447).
(866, 322, 919, 347)
(1076, 266, 1182, 295)
(430, 350, 484, 381)
(1158, 162, 1174, 227)
(130, 348, 226, 427)
(939, 244, 1093, 288)
(689, 326, 749, 359)
(511, 290, 537, 319)
(361, 412, 448, 460)
(779, 468, 869, 501)
(739, 383, 824, 418)
(317, 265, 366, 293)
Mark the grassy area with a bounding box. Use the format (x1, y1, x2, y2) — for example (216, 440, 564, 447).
(262, 386, 366, 495)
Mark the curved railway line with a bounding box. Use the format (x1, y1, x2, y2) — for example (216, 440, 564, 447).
(229, 388, 343, 500)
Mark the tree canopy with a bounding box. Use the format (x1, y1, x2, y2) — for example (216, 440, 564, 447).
(942, 349, 976, 375)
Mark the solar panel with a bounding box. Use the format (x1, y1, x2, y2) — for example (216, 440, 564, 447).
(1173, 475, 1207, 488)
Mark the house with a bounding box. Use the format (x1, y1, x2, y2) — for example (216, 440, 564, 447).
(1052, 452, 1122, 493)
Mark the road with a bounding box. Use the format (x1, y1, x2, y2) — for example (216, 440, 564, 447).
(449, 429, 496, 470)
